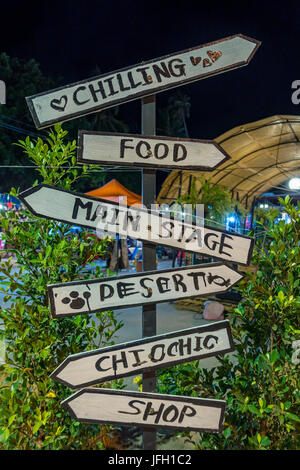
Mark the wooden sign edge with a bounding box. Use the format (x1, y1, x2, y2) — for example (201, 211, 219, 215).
(50, 320, 235, 388)
(19, 183, 255, 266)
(77, 130, 231, 171)
(26, 34, 261, 129)
(61, 387, 226, 433)
(47, 262, 244, 318)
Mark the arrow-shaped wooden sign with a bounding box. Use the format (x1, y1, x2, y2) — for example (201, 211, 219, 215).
(77, 131, 230, 170)
(50, 320, 234, 388)
(19, 184, 254, 265)
(61, 388, 226, 433)
(48, 264, 243, 318)
(26, 34, 260, 129)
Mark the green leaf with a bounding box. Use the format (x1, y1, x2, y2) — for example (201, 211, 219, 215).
(285, 412, 300, 423)
(248, 404, 261, 415)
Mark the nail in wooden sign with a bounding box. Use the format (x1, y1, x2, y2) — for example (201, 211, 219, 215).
(77, 131, 230, 171)
(50, 320, 234, 388)
(62, 388, 226, 433)
(48, 264, 243, 318)
(26, 34, 260, 129)
(19, 184, 254, 265)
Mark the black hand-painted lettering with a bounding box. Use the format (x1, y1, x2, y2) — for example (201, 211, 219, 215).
(95, 356, 111, 372)
(219, 233, 233, 257)
(143, 402, 164, 423)
(136, 140, 151, 159)
(88, 81, 107, 102)
(120, 139, 135, 158)
(168, 58, 186, 77)
(156, 276, 171, 294)
(117, 281, 139, 299)
(116, 73, 131, 92)
(152, 62, 171, 82)
(128, 349, 147, 367)
(72, 198, 93, 221)
(99, 284, 114, 301)
(73, 86, 90, 106)
(179, 405, 196, 423)
(103, 76, 119, 97)
(203, 335, 218, 350)
(172, 273, 187, 292)
(112, 351, 128, 372)
(118, 399, 145, 415)
(140, 277, 154, 298)
(154, 143, 169, 160)
(173, 143, 187, 162)
(187, 271, 207, 289)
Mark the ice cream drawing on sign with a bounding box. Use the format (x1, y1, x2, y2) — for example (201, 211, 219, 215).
(26, 34, 260, 128)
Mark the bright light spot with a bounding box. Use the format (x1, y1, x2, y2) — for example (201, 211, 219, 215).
(0, 204, 3, 209)
(259, 203, 264, 208)
(264, 204, 269, 208)
(289, 177, 300, 190)
(228, 216, 235, 223)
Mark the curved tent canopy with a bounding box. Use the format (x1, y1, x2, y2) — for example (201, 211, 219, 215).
(157, 115, 300, 209)
(86, 179, 142, 207)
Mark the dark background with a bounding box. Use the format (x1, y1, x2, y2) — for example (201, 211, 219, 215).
(0, 0, 299, 192)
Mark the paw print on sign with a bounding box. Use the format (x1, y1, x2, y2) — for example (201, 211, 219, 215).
(60, 289, 92, 312)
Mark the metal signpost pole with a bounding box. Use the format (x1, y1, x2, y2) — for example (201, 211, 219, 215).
(141, 95, 157, 450)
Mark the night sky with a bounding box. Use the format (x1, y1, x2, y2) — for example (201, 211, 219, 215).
(1, 0, 299, 140)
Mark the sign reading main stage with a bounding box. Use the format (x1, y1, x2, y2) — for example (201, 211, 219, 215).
(48, 264, 243, 318)
(62, 388, 226, 433)
(51, 321, 234, 388)
(19, 184, 254, 265)
(26, 34, 260, 129)
(77, 131, 230, 170)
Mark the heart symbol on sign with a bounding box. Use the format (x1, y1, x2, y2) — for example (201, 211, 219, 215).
(190, 56, 201, 66)
(50, 95, 68, 112)
(207, 50, 222, 62)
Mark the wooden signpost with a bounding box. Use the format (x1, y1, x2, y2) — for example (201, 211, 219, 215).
(19, 184, 254, 265)
(23, 32, 261, 449)
(50, 321, 234, 389)
(77, 130, 230, 170)
(61, 388, 226, 433)
(26, 34, 260, 129)
(48, 263, 244, 318)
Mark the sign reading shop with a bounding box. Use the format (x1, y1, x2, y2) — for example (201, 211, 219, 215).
(62, 388, 226, 433)
(26, 35, 260, 129)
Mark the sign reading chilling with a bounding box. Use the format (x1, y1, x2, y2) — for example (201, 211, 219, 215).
(26, 34, 260, 129)
(50, 321, 234, 388)
(19, 184, 254, 265)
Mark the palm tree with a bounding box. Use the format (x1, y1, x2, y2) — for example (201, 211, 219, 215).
(168, 91, 191, 137)
(157, 91, 191, 138)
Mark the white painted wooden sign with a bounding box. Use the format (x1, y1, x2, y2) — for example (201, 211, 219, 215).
(19, 184, 254, 265)
(62, 388, 226, 433)
(47, 264, 243, 318)
(50, 320, 234, 388)
(26, 34, 260, 129)
(77, 131, 230, 170)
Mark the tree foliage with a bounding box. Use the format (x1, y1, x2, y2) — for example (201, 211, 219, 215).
(158, 198, 300, 450)
(0, 126, 124, 449)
